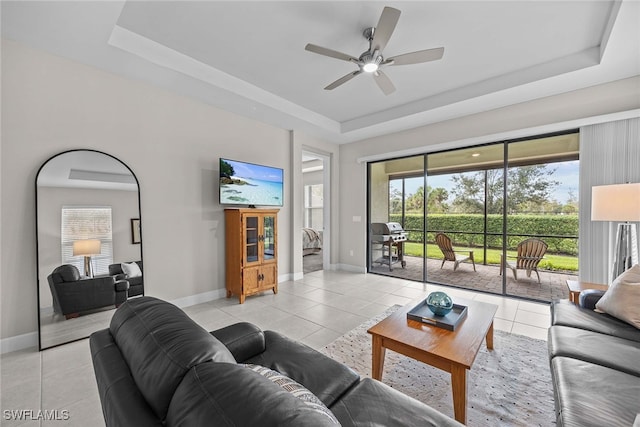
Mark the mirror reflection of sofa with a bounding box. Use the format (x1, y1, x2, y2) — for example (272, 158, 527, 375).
(109, 261, 143, 297)
(47, 264, 129, 319)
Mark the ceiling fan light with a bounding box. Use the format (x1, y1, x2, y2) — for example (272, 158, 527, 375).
(363, 62, 379, 73)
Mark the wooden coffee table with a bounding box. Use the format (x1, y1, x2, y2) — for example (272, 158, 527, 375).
(368, 298, 498, 424)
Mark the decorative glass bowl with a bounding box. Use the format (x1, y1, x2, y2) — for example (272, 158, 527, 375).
(426, 291, 454, 316)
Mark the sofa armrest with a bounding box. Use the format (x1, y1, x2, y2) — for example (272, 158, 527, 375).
(579, 289, 606, 310)
(90, 329, 162, 427)
(210, 322, 265, 362)
(245, 330, 360, 407)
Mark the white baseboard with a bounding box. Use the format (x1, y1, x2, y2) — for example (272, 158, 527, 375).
(170, 288, 228, 309)
(0, 331, 38, 354)
(335, 263, 367, 273)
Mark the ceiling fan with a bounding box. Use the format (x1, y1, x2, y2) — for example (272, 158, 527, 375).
(305, 6, 444, 96)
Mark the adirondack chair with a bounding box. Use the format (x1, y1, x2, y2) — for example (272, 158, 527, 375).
(435, 233, 476, 271)
(501, 238, 548, 283)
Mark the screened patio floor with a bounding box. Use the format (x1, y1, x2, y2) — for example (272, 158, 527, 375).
(370, 255, 575, 302)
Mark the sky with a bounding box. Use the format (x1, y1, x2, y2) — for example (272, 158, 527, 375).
(225, 159, 283, 183)
(397, 160, 579, 204)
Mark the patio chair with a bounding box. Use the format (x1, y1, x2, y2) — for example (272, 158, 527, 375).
(435, 233, 476, 271)
(500, 238, 548, 283)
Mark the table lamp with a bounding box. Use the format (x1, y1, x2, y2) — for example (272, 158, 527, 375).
(73, 239, 102, 277)
(591, 183, 640, 281)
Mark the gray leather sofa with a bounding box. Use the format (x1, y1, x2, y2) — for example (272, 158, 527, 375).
(47, 264, 129, 319)
(90, 296, 462, 427)
(548, 294, 640, 427)
(108, 261, 143, 297)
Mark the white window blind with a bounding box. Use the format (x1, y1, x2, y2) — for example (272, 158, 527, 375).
(61, 206, 113, 276)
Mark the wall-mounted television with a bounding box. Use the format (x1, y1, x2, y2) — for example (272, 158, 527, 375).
(219, 158, 284, 207)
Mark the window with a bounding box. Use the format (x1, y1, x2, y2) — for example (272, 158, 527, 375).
(61, 206, 113, 275)
(304, 184, 323, 229)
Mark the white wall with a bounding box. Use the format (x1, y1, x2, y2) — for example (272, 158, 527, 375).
(1, 39, 307, 341)
(338, 77, 640, 271)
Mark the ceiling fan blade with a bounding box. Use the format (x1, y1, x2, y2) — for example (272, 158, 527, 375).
(324, 70, 363, 90)
(305, 43, 357, 63)
(373, 70, 396, 95)
(371, 7, 401, 52)
(387, 47, 445, 66)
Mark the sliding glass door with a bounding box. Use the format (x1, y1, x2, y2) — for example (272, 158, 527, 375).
(368, 156, 425, 281)
(366, 132, 579, 302)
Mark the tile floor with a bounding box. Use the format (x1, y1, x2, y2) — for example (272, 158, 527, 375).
(1, 270, 552, 426)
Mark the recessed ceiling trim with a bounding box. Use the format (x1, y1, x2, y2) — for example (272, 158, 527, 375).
(356, 108, 640, 164)
(342, 47, 601, 134)
(108, 25, 340, 133)
(69, 169, 136, 185)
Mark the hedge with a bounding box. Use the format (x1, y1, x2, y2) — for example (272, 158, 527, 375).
(388, 213, 578, 255)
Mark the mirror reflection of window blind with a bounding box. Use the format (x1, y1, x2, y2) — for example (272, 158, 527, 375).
(61, 206, 113, 276)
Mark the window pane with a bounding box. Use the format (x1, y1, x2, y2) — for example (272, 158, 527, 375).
(61, 206, 113, 276)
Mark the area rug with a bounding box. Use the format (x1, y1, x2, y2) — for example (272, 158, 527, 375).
(321, 306, 555, 426)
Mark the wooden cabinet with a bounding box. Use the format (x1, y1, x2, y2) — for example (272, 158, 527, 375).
(225, 208, 278, 303)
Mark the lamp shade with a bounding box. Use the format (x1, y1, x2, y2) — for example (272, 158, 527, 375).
(72, 239, 101, 256)
(591, 183, 640, 222)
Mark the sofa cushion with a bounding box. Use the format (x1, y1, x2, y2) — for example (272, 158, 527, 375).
(551, 357, 640, 427)
(166, 362, 342, 426)
(109, 297, 235, 421)
(595, 265, 640, 328)
(550, 299, 640, 342)
(243, 364, 339, 424)
(245, 330, 360, 407)
(548, 325, 640, 377)
(329, 378, 463, 427)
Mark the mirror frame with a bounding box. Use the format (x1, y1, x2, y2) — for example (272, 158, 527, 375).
(35, 149, 143, 350)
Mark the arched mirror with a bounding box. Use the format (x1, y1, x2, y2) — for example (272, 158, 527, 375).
(36, 150, 142, 350)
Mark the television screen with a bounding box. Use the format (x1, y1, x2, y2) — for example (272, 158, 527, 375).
(219, 158, 284, 207)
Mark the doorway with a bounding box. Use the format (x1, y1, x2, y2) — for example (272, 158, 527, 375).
(302, 151, 330, 273)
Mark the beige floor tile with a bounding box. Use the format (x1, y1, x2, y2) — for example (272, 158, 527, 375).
(517, 300, 551, 315)
(492, 317, 514, 333)
(514, 309, 551, 328)
(511, 323, 549, 341)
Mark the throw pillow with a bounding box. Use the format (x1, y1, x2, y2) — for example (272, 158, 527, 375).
(242, 364, 340, 424)
(595, 264, 640, 329)
(121, 262, 142, 278)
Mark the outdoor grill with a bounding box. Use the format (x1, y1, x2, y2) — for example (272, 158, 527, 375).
(371, 222, 407, 271)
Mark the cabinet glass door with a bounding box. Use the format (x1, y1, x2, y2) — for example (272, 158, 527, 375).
(263, 215, 275, 261)
(245, 216, 259, 263)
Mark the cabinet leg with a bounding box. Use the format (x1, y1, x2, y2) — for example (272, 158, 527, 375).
(239, 294, 245, 304)
(272, 285, 278, 295)
(226, 289, 232, 298)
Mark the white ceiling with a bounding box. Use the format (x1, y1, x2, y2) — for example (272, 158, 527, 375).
(2, 1, 639, 144)
(37, 151, 137, 191)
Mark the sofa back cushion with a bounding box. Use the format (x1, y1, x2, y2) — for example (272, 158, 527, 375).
(109, 296, 235, 421)
(51, 264, 80, 283)
(166, 363, 340, 426)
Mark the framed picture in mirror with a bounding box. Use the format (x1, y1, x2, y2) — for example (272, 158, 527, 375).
(131, 218, 141, 244)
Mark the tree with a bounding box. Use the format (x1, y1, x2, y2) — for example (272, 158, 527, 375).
(220, 159, 235, 178)
(450, 165, 560, 214)
(405, 186, 424, 212)
(389, 187, 403, 214)
(427, 186, 449, 213)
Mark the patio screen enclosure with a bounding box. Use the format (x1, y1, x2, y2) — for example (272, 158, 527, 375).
(367, 131, 579, 302)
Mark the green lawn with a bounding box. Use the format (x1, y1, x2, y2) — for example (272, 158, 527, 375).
(403, 242, 578, 272)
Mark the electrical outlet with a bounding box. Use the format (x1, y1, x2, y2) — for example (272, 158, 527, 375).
(349, 250, 354, 256)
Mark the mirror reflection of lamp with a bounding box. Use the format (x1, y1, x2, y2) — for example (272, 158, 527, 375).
(73, 239, 101, 278)
(591, 183, 640, 281)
